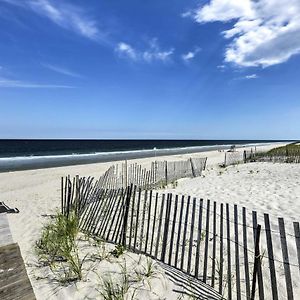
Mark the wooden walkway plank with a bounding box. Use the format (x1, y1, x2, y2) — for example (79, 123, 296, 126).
(0, 215, 36, 300)
(0, 214, 13, 247)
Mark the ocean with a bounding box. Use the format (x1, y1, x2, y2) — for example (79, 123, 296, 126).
(0, 139, 285, 172)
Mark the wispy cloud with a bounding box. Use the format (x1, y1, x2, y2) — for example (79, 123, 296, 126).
(116, 39, 174, 63)
(181, 11, 193, 18)
(217, 64, 226, 70)
(116, 43, 138, 60)
(182, 47, 201, 62)
(3, 0, 100, 40)
(0, 77, 75, 88)
(42, 63, 82, 78)
(244, 74, 258, 79)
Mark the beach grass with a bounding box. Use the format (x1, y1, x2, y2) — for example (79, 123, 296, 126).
(35, 211, 85, 282)
(267, 143, 300, 156)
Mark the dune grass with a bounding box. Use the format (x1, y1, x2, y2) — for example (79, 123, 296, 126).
(267, 143, 300, 156)
(35, 211, 85, 283)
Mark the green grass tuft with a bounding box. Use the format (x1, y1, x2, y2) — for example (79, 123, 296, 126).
(35, 211, 85, 283)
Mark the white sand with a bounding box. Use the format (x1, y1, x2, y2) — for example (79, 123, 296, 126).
(1, 142, 298, 299)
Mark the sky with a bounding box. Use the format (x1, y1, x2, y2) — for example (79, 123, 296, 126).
(0, 0, 300, 140)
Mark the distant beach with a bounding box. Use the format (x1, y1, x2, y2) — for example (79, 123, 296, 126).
(0, 139, 288, 172)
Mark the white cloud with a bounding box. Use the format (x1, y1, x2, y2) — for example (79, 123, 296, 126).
(143, 49, 173, 63)
(244, 74, 258, 79)
(182, 47, 201, 62)
(42, 63, 82, 78)
(181, 11, 193, 18)
(193, 0, 300, 67)
(0, 77, 74, 88)
(3, 0, 99, 40)
(116, 39, 174, 63)
(116, 42, 138, 60)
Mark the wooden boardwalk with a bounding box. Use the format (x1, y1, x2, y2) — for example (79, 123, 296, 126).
(0, 213, 36, 300)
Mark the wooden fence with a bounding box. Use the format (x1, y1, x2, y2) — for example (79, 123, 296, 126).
(64, 157, 207, 193)
(61, 183, 300, 300)
(223, 148, 300, 167)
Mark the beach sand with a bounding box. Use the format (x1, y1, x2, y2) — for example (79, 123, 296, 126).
(1, 142, 298, 299)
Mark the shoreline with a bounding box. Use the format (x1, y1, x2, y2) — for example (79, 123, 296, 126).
(0, 141, 286, 172)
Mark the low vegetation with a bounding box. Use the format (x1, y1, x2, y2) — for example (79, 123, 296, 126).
(110, 244, 126, 258)
(267, 143, 300, 156)
(35, 211, 85, 283)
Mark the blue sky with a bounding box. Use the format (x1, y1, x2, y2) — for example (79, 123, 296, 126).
(0, 0, 300, 139)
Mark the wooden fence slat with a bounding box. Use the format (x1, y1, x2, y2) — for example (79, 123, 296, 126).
(133, 189, 142, 249)
(203, 199, 210, 283)
(195, 199, 203, 278)
(122, 185, 132, 246)
(161, 194, 172, 262)
(150, 193, 159, 256)
(251, 224, 262, 300)
(144, 190, 153, 253)
(211, 201, 217, 288)
(234, 204, 241, 300)
(168, 194, 178, 266)
(155, 194, 165, 258)
(293, 222, 300, 276)
(219, 203, 224, 295)
(252, 211, 264, 300)
(264, 213, 278, 300)
(226, 203, 232, 300)
(139, 190, 148, 252)
(61, 177, 64, 214)
(243, 207, 251, 300)
(180, 196, 191, 271)
(175, 196, 185, 269)
(187, 197, 196, 274)
(278, 217, 294, 300)
(128, 186, 137, 249)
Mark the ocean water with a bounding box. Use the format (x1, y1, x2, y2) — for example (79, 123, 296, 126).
(0, 139, 284, 172)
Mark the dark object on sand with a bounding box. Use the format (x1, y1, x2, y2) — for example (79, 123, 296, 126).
(0, 202, 19, 214)
(228, 145, 236, 152)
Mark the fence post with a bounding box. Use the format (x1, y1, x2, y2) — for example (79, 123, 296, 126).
(224, 152, 227, 167)
(189, 158, 196, 177)
(165, 161, 168, 185)
(122, 184, 132, 247)
(251, 224, 262, 300)
(61, 177, 64, 214)
(243, 150, 247, 163)
(203, 157, 207, 171)
(124, 160, 128, 188)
